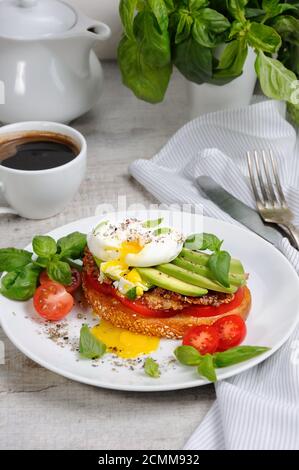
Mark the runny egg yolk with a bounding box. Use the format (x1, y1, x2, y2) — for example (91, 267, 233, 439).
(91, 320, 160, 359)
(119, 241, 143, 263)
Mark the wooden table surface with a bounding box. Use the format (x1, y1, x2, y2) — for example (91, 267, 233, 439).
(0, 61, 215, 450)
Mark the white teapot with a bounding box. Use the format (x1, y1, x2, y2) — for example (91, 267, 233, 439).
(0, 0, 111, 124)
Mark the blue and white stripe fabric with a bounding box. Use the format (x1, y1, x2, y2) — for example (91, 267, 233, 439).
(130, 100, 299, 450)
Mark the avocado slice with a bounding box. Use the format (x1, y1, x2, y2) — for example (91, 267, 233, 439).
(173, 257, 245, 287)
(136, 268, 208, 297)
(180, 248, 245, 275)
(157, 263, 237, 294)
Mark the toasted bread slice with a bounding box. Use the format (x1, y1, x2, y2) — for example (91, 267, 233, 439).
(82, 272, 251, 340)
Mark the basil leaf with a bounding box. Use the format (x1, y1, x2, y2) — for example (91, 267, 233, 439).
(214, 346, 270, 368)
(189, 0, 209, 11)
(245, 7, 265, 19)
(184, 233, 222, 251)
(262, 0, 297, 18)
(214, 38, 248, 81)
(126, 287, 137, 300)
(173, 36, 213, 84)
(192, 8, 230, 48)
(247, 22, 281, 53)
(0, 264, 41, 301)
(32, 236, 57, 258)
(34, 257, 50, 268)
(135, 10, 171, 67)
(144, 357, 161, 378)
(227, 0, 248, 23)
(119, 0, 138, 39)
(147, 0, 169, 32)
(0, 248, 32, 272)
(208, 250, 231, 287)
(79, 324, 107, 359)
(272, 15, 299, 47)
(197, 354, 217, 382)
(47, 260, 72, 285)
(142, 217, 163, 228)
(174, 345, 203, 366)
(57, 232, 87, 260)
(255, 50, 298, 103)
(118, 34, 172, 103)
(175, 10, 193, 44)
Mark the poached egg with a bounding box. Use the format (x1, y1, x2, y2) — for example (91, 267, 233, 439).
(87, 218, 184, 297)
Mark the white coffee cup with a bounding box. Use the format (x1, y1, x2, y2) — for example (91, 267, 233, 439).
(0, 121, 87, 220)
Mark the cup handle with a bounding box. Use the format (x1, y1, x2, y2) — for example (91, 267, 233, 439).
(0, 181, 18, 215)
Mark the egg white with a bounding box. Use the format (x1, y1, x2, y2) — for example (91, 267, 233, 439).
(87, 218, 184, 267)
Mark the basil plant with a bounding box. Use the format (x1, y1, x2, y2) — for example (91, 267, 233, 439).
(117, 1, 299, 126)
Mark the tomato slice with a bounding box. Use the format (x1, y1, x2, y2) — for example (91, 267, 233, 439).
(181, 287, 244, 317)
(84, 272, 176, 318)
(214, 314, 247, 352)
(183, 325, 219, 355)
(33, 281, 74, 321)
(84, 272, 246, 319)
(40, 268, 82, 294)
(119, 295, 176, 318)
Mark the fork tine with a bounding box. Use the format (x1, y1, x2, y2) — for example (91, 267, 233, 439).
(262, 150, 277, 205)
(253, 150, 268, 204)
(246, 151, 263, 205)
(269, 150, 287, 206)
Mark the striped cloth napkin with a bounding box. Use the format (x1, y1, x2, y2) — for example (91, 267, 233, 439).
(130, 100, 299, 450)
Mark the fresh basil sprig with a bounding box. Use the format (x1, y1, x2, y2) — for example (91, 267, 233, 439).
(0, 248, 33, 272)
(79, 324, 107, 359)
(175, 344, 270, 382)
(0, 264, 41, 301)
(118, 1, 299, 128)
(208, 250, 231, 288)
(184, 233, 231, 288)
(184, 233, 222, 251)
(0, 231, 87, 301)
(32, 236, 57, 258)
(144, 357, 161, 378)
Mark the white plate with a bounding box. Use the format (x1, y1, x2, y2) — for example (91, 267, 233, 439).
(1, 210, 299, 392)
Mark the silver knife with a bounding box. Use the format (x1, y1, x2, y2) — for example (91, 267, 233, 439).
(196, 175, 283, 248)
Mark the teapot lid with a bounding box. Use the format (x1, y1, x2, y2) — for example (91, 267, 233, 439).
(0, 0, 77, 39)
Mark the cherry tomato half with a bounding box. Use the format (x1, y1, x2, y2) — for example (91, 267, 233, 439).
(40, 268, 82, 294)
(33, 281, 74, 321)
(183, 325, 220, 355)
(213, 314, 247, 352)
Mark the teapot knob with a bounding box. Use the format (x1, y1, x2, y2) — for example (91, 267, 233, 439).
(18, 0, 38, 7)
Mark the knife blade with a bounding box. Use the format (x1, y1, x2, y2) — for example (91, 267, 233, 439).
(196, 175, 282, 248)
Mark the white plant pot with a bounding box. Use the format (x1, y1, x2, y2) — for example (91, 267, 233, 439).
(187, 47, 257, 118)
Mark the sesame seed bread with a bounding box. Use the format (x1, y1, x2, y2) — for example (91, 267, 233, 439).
(82, 273, 251, 340)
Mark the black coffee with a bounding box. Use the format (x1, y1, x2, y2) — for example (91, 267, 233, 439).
(0, 131, 79, 171)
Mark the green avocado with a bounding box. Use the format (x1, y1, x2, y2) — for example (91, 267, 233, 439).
(173, 257, 245, 287)
(180, 248, 245, 275)
(136, 268, 208, 297)
(157, 263, 237, 294)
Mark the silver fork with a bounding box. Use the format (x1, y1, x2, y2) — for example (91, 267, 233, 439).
(247, 150, 299, 250)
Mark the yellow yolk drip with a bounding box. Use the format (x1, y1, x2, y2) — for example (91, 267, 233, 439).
(91, 320, 160, 359)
